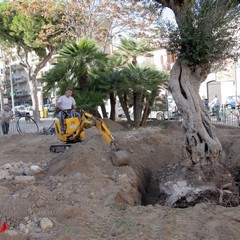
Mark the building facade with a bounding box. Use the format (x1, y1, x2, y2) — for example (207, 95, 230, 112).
(138, 48, 240, 106)
(0, 48, 52, 110)
(199, 60, 240, 105)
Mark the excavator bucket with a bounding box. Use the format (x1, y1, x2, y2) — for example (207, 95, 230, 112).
(110, 149, 129, 167)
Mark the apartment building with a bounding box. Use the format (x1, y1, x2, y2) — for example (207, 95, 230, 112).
(137, 48, 176, 72)
(199, 59, 240, 105)
(137, 48, 240, 106)
(0, 48, 52, 109)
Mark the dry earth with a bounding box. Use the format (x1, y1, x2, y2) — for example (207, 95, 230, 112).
(0, 120, 239, 240)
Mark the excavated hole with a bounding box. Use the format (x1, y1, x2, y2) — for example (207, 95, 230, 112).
(140, 170, 162, 206)
(135, 165, 240, 208)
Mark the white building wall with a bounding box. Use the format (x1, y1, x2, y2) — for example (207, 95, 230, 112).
(199, 73, 216, 98)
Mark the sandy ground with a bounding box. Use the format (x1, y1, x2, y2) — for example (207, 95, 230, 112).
(0, 121, 239, 240)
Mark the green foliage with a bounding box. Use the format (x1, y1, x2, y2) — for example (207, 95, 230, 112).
(57, 38, 107, 89)
(43, 62, 72, 95)
(74, 90, 105, 111)
(44, 36, 168, 120)
(0, 0, 63, 56)
(43, 38, 108, 111)
(121, 64, 166, 94)
(91, 54, 126, 94)
(167, 0, 240, 66)
(117, 38, 152, 64)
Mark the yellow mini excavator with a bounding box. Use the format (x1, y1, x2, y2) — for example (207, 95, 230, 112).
(50, 111, 129, 166)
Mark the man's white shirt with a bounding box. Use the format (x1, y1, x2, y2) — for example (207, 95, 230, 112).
(57, 96, 76, 110)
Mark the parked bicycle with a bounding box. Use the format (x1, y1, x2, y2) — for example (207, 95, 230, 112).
(16, 114, 39, 134)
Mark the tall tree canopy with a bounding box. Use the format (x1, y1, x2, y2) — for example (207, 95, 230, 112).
(61, 0, 164, 48)
(0, 0, 64, 120)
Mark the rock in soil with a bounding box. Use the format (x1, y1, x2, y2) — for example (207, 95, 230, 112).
(40, 218, 53, 230)
(0, 169, 10, 180)
(15, 175, 35, 183)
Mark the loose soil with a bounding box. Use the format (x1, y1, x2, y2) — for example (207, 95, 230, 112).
(0, 121, 239, 240)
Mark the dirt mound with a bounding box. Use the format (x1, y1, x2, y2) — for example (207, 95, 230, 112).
(0, 124, 240, 239)
(103, 118, 126, 132)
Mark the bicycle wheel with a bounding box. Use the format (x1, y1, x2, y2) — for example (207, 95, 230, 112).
(16, 116, 39, 134)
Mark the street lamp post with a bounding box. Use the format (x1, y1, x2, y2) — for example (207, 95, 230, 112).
(234, 54, 238, 108)
(9, 61, 15, 114)
(0, 83, 3, 111)
(0, 49, 3, 111)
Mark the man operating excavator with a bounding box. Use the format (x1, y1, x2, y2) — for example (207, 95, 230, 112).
(57, 88, 81, 134)
(52, 87, 129, 167)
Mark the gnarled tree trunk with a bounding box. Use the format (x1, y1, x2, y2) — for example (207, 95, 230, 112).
(169, 60, 222, 166)
(157, 60, 239, 207)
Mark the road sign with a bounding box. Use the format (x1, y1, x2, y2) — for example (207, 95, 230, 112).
(10, 91, 16, 97)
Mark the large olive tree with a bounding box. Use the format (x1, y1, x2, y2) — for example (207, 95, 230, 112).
(152, 0, 240, 166)
(137, 0, 240, 206)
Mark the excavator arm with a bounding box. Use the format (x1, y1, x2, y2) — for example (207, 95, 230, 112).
(80, 112, 118, 150)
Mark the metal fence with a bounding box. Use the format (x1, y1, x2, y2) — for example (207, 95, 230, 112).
(211, 107, 240, 127)
(166, 107, 240, 127)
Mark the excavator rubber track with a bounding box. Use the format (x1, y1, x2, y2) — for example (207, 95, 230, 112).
(50, 144, 72, 153)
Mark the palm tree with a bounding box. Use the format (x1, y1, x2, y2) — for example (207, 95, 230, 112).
(121, 65, 168, 127)
(93, 55, 126, 121)
(43, 38, 108, 113)
(58, 38, 107, 89)
(117, 38, 152, 65)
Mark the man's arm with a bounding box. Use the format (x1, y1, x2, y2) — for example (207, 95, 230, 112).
(57, 97, 63, 111)
(71, 98, 76, 111)
(57, 102, 62, 110)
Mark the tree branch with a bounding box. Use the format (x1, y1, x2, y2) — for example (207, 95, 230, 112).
(33, 45, 54, 76)
(16, 46, 31, 70)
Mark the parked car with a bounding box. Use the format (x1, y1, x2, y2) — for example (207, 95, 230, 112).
(224, 96, 240, 109)
(117, 96, 181, 121)
(149, 96, 180, 120)
(13, 105, 33, 117)
(25, 106, 34, 116)
(43, 103, 56, 112)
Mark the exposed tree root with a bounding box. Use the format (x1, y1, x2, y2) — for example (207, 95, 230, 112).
(157, 163, 240, 208)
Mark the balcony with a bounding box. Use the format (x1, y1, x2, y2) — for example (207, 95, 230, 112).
(13, 76, 28, 84)
(12, 64, 24, 71)
(3, 89, 30, 98)
(15, 90, 30, 96)
(4, 64, 25, 73)
(3, 93, 9, 98)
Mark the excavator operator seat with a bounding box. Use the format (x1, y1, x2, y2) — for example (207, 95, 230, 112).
(55, 117, 82, 142)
